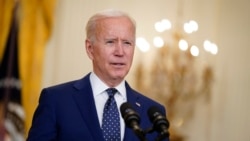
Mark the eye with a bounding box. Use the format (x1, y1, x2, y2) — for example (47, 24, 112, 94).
(106, 40, 114, 44)
(125, 41, 131, 45)
(123, 41, 132, 46)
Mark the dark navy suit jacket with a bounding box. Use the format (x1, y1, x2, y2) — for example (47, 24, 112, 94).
(27, 73, 169, 141)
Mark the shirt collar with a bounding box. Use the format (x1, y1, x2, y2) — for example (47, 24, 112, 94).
(89, 72, 126, 98)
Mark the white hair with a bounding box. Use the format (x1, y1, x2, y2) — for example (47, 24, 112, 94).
(85, 9, 136, 42)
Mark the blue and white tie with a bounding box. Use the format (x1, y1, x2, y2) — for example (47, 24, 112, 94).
(102, 88, 121, 141)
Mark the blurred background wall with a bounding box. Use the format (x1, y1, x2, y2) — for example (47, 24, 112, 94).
(28, 0, 250, 141)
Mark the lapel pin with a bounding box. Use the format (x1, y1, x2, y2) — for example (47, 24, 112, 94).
(135, 102, 141, 107)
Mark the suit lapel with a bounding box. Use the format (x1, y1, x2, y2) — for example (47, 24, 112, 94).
(72, 74, 104, 141)
(71, 76, 145, 141)
(123, 82, 144, 141)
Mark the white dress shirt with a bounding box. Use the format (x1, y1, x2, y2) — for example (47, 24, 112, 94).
(89, 72, 127, 140)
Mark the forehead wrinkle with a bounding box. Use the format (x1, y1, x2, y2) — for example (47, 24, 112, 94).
(95, 17, 135, 42)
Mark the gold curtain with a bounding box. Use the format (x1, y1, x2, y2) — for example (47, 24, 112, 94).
(0, 0, 14, 61)
(0, 0, 56, 135)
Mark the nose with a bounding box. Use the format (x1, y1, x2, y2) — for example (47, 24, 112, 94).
(114, 42, 124, 56)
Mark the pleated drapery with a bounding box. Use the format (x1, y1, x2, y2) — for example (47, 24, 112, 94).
(0, 0, 56, 136)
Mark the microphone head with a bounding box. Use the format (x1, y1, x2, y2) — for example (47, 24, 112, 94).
(147, 106, 169, 133)
(120, 102, 140, 128)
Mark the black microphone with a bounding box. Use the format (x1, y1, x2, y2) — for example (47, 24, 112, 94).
(120, 102, 146, 141)
(147, 106, 169, 141)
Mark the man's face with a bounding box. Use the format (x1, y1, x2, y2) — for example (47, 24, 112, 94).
(86, 17, 135, 87)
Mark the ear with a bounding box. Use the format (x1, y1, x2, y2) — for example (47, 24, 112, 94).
(85, 39, 94, 60)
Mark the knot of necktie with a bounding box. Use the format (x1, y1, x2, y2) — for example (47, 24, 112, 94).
(106, 88, 118, 97)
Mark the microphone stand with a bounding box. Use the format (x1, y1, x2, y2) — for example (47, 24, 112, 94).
(135, 130, 147, 141)
(132, 127, 170, 141)
(128, 126, 170, 141)
(133, 127, 147, 141)
(154, 130, 169, 141)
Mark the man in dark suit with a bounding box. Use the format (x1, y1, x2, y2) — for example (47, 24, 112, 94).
(27, 9, 169, 141)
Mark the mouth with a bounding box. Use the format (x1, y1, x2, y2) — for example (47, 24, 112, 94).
(111, 63, 125, 67)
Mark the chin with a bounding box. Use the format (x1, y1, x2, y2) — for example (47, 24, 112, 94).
(112, 73, 126, 80)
